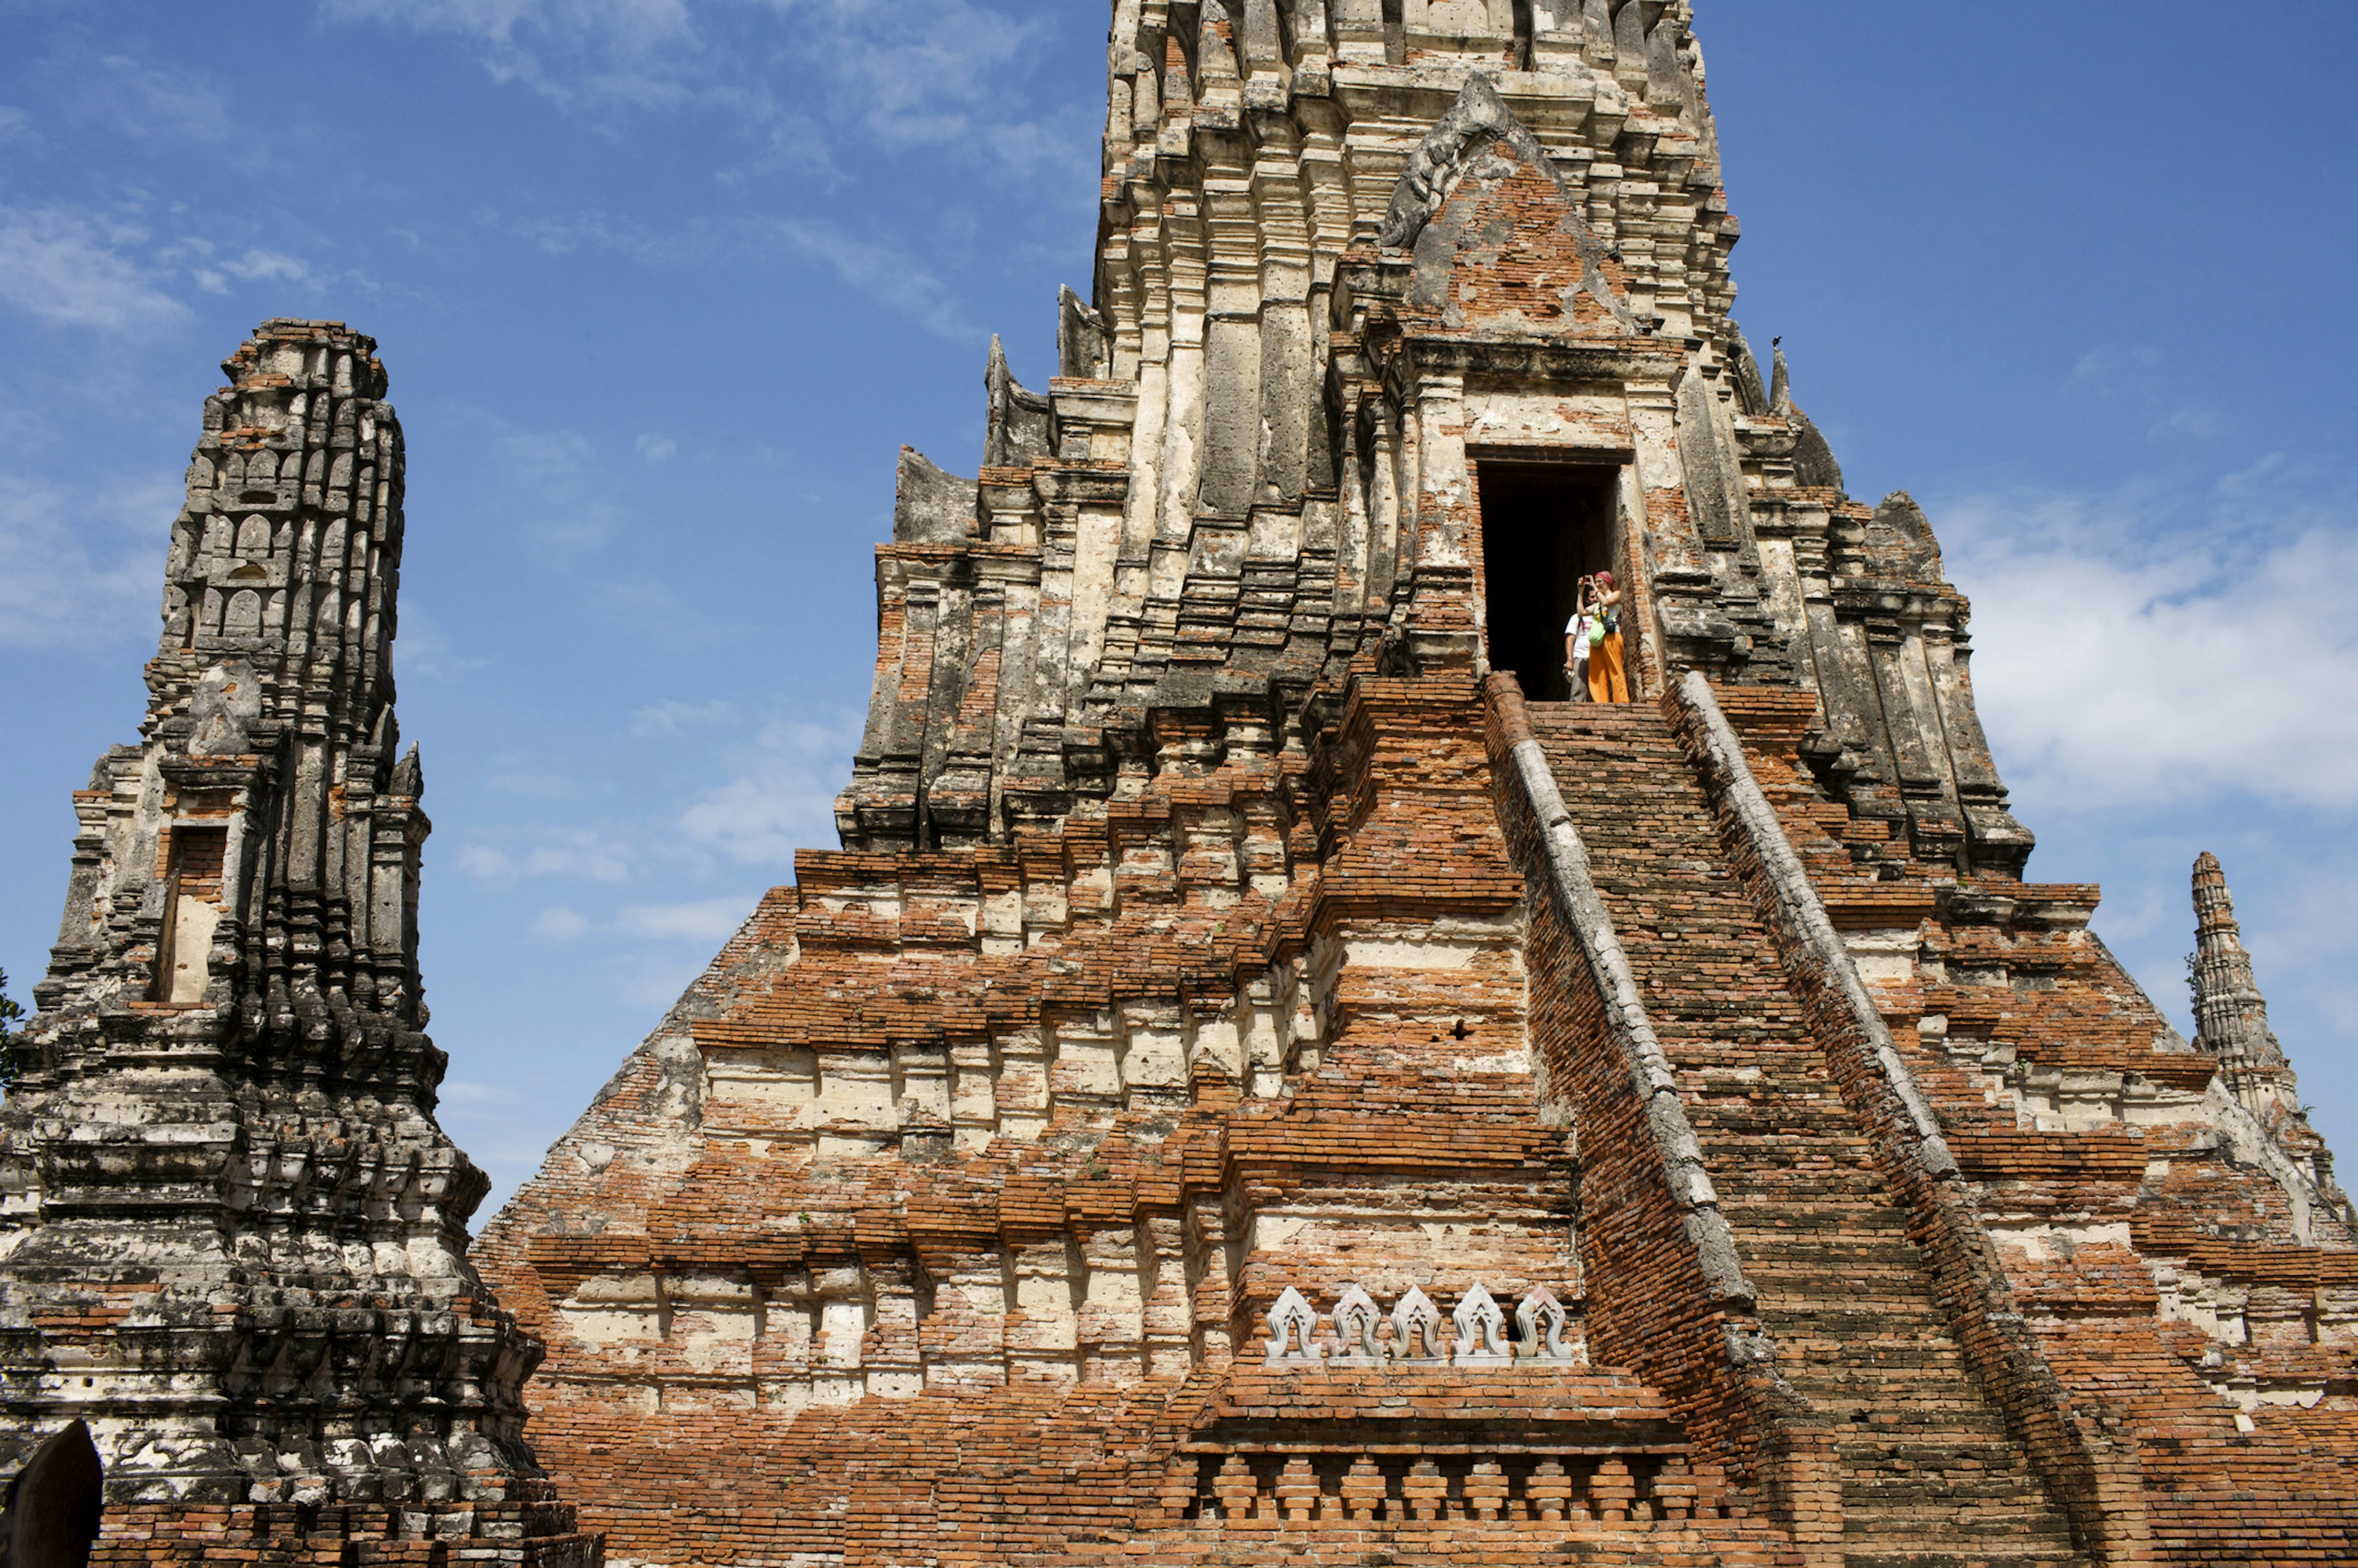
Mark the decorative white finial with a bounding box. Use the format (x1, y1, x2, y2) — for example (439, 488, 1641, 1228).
(1391, 1284, 1445, 1361)
(1330, 1284, 1385, 1363)
(1264, 1285, 1324, 1364)
(1515, 1286, 1579, 1362)
(1452, 1282, 1509, 1364)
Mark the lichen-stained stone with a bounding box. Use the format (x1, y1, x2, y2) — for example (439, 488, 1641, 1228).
(0, 320, 601, 1566)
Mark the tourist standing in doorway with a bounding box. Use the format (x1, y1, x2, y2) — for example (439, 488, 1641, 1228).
(1563, 593, 1592, 701)
(1586, 570, 1628, 704)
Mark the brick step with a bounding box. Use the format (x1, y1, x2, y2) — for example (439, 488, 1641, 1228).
(1792, 1380, 2012, 1420)
(1754, 1287, 1956, 1314)
(1726, 1229, 1924, 1252)
(1745, 1254, 1951, 1286)
(1838, 1449, 2052, 1489)
(1771, 1338, 1982, 1367)
(1716, 1204, 1918, 1230)
(1744, 1260, 1944, 1287)
(1767, 1340, 1986, 1374)
(1837, 1545, 2084, 1568)
(1832, 1420, 2031, 1453)
(1840, 1522, 2086, 1551)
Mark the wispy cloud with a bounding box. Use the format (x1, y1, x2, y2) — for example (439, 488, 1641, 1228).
(322, 0, 1088, 183)
(1939, 457, 2358, 814)
(489, 425, 628, 554)
(761, 217, 971, 339)
(613, 893, 756, 941)
(193, 247, 315, 295)
(392, 608, 489, 680)
(74, 55, 235, 145)
(629, 697, 735, 735)
(0, 205, 189, 332)
(453, 826, 632, 887)
(678, 712, 862, 866)
(0, 470, 174, 648)
(319, 0, 698, 101)
(531, 904, 591, 939)
(493, 208, 975, 337)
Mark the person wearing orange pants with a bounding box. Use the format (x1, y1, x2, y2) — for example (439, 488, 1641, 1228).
(1586, 569, 1628, 703)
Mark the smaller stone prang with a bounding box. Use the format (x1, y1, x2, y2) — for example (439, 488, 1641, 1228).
(2191, 851, 2299, 1121)
(0, 323, 594, 1564)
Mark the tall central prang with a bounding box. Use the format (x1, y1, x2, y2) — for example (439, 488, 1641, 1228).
(475, 4, 2358, 1564)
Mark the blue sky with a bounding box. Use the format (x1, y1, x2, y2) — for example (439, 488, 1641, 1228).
(2, 1, 2352, 1214)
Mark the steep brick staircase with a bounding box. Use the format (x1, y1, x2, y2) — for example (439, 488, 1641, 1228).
(1528, 703, 2085, 1568)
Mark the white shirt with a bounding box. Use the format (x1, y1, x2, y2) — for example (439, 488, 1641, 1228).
(1565, 613, 1590, 658)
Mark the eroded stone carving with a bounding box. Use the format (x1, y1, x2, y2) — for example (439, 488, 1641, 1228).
(1517, 1286, 1580, 1363)
(1329, 1283, 1385, 1364)
(1391, 1285, 1447, 1362)
(1264, 1285, 1325, 1363)
(1452, 1281, 1511, 1364)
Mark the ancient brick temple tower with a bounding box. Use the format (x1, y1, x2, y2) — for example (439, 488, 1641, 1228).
(470, 3, 2358, 1564)
(0, 322, 599, 1563)
(14, 6, 2358, 1568)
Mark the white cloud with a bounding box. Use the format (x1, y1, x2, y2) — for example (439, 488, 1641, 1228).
(763, 217, 971, 340)
(489, 770, 577, 798)
(80, 56, 233, 145)
(678, 713, 861, 865)
(1940, 466, 2358, 814)
(620, 951, 711, 1009)
(0, 206, 188, 332)
(636, 432, 677, 462)
(220, 248, 312, 283)
(532, 904, 590, 939)
(393, 608, 489, 680)
(0, 470, 174, 648)
(453, 827, 632, 887)
(491, 426, 625, 553)
(321, 0, 1085, 185)
(630, 697, 735, 734)
(760, 0, 1034, 150)
(193, 247, 319, 298)
(319, 0, 696, 97)
(612, 893, 756, 942)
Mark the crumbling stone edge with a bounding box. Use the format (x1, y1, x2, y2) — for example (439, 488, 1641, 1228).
(1673, 669, 2157, 1568)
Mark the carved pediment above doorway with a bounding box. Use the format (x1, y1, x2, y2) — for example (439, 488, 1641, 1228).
(1379, 73, 1640, 339)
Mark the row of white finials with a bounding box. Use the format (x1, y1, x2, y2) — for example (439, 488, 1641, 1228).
(1264, 1282, 1587, 1365)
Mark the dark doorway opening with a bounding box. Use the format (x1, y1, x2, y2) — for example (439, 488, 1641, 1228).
(1477, 460, 1619, 702)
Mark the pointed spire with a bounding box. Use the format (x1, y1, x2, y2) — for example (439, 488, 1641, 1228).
(982, 335, 1053, 470)
(1768, 335, 1791, 414)
(2191, 851, 2296, 1114)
